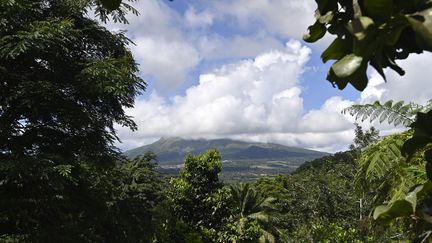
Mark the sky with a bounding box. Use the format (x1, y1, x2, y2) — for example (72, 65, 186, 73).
(97, 0, 432, 153)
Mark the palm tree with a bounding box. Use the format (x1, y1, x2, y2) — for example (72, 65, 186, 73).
(229, 183, 283, 243)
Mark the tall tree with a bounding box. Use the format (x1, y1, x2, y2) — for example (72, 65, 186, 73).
(168, 150, 231, 239)
(0, 0, 145, 240)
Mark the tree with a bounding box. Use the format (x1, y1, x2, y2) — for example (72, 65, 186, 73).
(349, 123, 379, 151)
(0, 0, 146, 240)
(228, 183, 282, 243)
(107, 152, 165, 242)
(305, 0, 432, 91)
(168, 150, 231, 239)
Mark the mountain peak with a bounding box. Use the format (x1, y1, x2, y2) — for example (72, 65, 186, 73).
(124, 137, 327, 164)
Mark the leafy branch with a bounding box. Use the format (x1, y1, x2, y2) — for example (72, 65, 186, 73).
(342, 99, 432, 127)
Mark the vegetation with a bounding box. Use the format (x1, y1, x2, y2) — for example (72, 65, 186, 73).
(1, 0, 432, 242)
(304, 0, 432, 91)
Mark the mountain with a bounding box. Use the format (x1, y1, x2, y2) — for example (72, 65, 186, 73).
(124, 137, 328, 182)
(125, 137, 326, 163)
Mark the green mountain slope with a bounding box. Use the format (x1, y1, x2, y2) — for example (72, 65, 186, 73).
(124, 137, 328, 182)
(125, 137, 327, 164)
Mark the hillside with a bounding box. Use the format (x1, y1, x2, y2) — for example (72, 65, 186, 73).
(124, 137, 328, 181)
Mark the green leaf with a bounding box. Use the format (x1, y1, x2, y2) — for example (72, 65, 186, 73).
(408, 8, 432, 51)
(331, 54, 363, 78)
(373, 200, 413, 225)
(349, 61, 368, 91)
(303, 21, 326, 43)
(370, 50, 386, 80)
(327, 56, 368, 91)
(346, 16, 375, 41)
(318, 11, 334, 24)
(100, 0, 122, 11)
(315, 0, 337, 14)
(383, 15, 410, 46)
(321, 38, 352, 63)
(402, 111, 432, 156)
(364, 0, 393, 20)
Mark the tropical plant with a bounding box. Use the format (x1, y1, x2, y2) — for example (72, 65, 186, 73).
(346, 100, 432, 241)
(342, 99, 432, 127)
(356, 131, 428, 204)
(229, 183, 282, 243)
(312, 223, 364, 243)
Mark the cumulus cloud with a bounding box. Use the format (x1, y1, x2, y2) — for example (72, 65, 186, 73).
(361, 53, 432, 105)
(131, 38, 200, 89)
(117, 41, 359, 152)
(213, 0, 316, 38)
(99, 0, 201, 89)
(197, 34, 286, 60)
(184, 7, 214, 28)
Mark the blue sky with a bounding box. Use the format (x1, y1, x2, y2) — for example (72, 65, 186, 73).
(100, 0, 432, 152)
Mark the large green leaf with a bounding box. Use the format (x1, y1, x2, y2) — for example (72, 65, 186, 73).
(346, 16, 375, 41)
(408, 8, 432, 51)
(303, 20, 326, 43)
(331, 54, 363, 78)
(321, 38, 351, 63)
(327, 57, 368, 90)
(402, 111, 432, 157)
(373, 200, 413, 225)
(364, 0, 393, 20)
(373, 181, 432, 224)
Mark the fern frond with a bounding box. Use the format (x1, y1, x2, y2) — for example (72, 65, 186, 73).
(356, 131, 428, 205)
(341, 99, 432, 127)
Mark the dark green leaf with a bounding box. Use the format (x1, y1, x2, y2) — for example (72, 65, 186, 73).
(373, 200, 413, 225)
(100, 0, 122, 11)
(303, 21, 326, 43)
(346, 16, 375, 41)
(321, 38, 352, 63)
(364, 0, 393, 20)
(408, 8, 432, 51)
(331, 54, 363, 78)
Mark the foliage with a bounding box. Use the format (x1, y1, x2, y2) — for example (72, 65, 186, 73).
(0, 0, 144, 165)
(108, 153, 165, 242)
(168, 150, 231, 239)
(228, 183, 282, 243)
(356, 131, 429, 204)
(349, 123, 380, 152)
(312, 223, 365, 243)
(305, 0, 432, 90)
(349, 100, 432, 241)
(0, 0, 151, 241)
(342, 99, 432, 127)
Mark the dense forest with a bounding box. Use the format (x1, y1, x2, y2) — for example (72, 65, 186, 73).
(1, 0, 432, 242)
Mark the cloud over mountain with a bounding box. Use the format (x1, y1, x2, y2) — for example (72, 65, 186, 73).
(117, 41, 355, 152)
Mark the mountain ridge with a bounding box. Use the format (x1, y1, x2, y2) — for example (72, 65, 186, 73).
(124, 137, 328, 165)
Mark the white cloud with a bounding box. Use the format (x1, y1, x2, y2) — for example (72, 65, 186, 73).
(300, 97, 354, 133)
(197, 34, 286, 60)
(213, 0, 316, 39)
(184, 7, 214, 28)
(361, 53, 432, 105)
(131, 38, 200, 89)
(338, 53, 432, 136)
(99, 0, 201, 89)
(117, 41, 361, 152)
